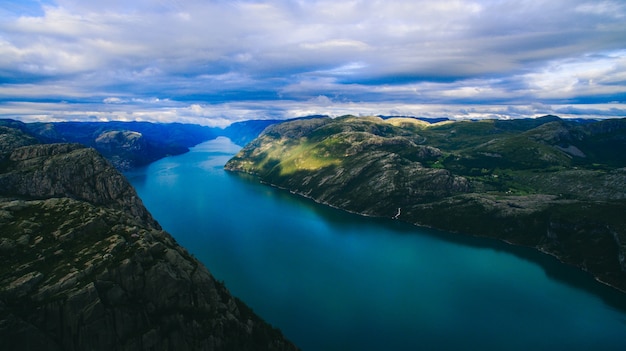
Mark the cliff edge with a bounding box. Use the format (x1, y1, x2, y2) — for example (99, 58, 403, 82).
(0, 126, 298, 350)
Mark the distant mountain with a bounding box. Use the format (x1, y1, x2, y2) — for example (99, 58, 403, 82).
(377, 115, 450, 124)
(0, 118, 328, 170)
(0, 125, 298, 350)
(222, 119, 285, 146)
(223, 116, 329, 146)
(225, 115, 626, 292)
(18, 121, 219, 170)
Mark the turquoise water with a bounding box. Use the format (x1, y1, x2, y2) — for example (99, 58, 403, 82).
(126, 137, 626, 351)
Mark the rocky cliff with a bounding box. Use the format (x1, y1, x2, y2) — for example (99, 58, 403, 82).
(225, 115, 626, 293)
(0, 126, 298, 350)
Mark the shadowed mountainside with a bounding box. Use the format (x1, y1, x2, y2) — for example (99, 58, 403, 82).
(0, 125, 298, 351)
(0, 118, 296, 171)
(20, 121, 219, 170)
(222, 116, 329, 146)
(225, 115, 626, 292)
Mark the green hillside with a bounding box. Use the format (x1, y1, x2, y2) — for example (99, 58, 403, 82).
(225, 115, 626, 292)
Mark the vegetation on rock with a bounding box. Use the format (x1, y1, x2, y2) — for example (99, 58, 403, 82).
(0, 126, 298, 350)
(225, 115, 626, 292)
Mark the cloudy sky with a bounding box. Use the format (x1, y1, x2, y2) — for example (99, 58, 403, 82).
(1, 0, 625, 126)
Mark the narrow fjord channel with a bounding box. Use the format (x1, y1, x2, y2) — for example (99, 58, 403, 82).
(126, 137, 626, 351)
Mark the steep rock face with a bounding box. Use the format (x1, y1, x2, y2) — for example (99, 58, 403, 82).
(95, 130, 145, 150)
(225, 115, 626, 292)
(94, 130, 149, 170)
(0, 143, 154, 226)
(0, 128, 298, 350)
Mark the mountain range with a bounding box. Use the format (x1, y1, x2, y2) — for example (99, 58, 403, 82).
(0, 118, 285, 171)
(2, 113, 626, 349)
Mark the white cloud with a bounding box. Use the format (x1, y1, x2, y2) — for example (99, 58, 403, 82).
(523, 50, 626, 99)
(103, 97, 125, 104)
(301, 39, 369, 51)
(575, 1, 625, 17)
(0, 0, 625, 125)
(4, 98, 625, 128)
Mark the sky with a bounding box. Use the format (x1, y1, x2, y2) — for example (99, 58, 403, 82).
(0, 0, 625, 127)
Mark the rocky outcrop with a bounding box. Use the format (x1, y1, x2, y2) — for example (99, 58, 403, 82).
(0, 143, 155, 226)
(94, 130, 149, 170)
(95, 130, 145, 151)
(0, 127, 298, 350)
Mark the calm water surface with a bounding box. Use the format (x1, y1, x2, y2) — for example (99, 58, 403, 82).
(126, 137, 626, 351)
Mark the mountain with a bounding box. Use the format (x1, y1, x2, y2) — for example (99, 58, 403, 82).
(1, 117, 332, 171)
(377, 115, 450, 124)
(223, 116, 329, 146)
(0, 126, 298, 350)
(225, 115, 626, 292)
(222, 119, 285, 146)
(0, 120, 219, 170)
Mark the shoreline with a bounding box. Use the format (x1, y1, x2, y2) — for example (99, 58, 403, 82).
(227, 168, 626, 296)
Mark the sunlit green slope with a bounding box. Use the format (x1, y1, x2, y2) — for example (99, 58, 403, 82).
(226, 115, 626, 292)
